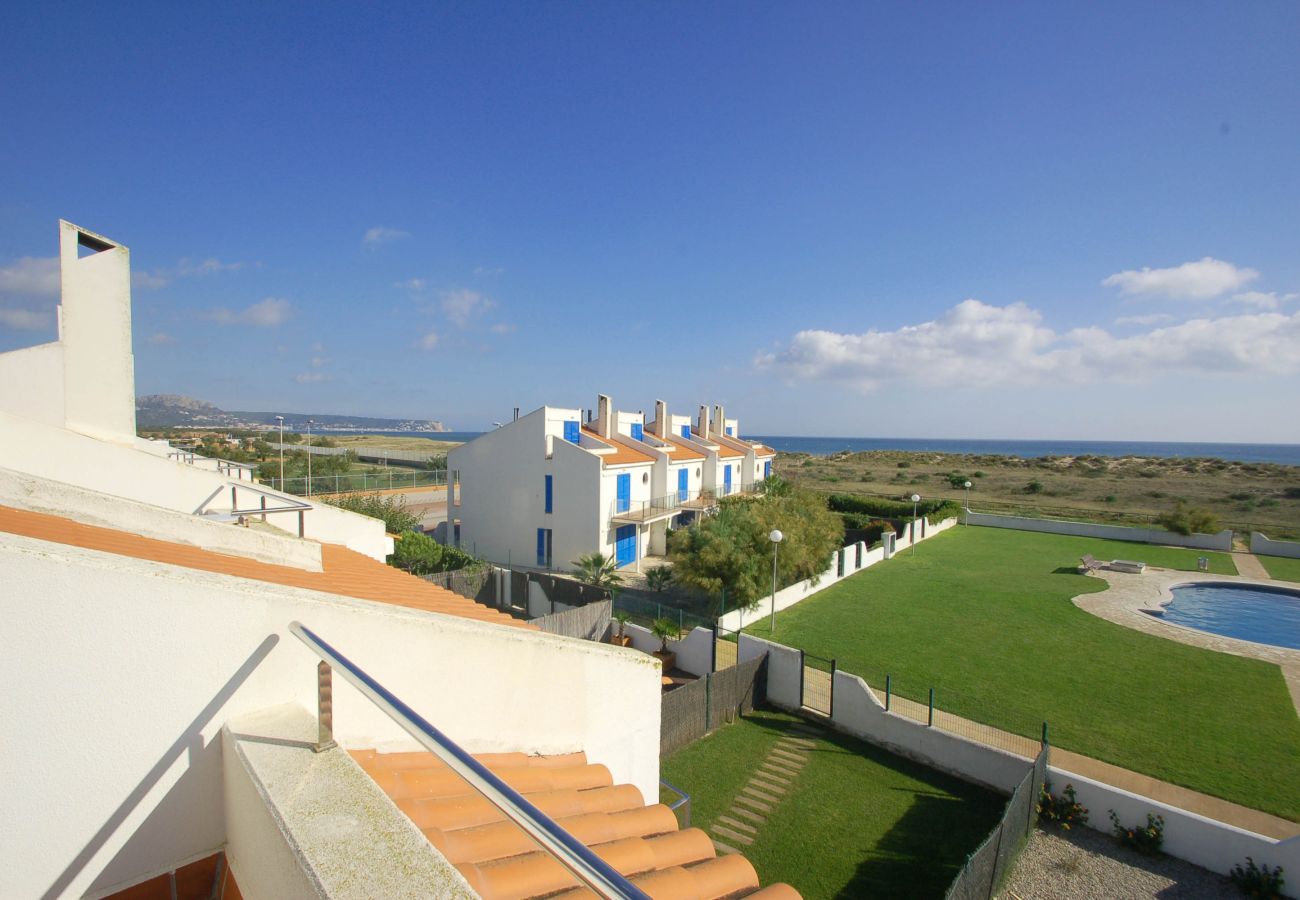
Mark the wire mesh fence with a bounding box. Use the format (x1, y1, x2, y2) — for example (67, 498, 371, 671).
(714, 625, 739, 671)
(613, 592, 714, 633)
(870, 675, 1045, 759)
(945, 745, 1048, 899)
(268, 469, 447, 496)
(801, 652, 835, 716)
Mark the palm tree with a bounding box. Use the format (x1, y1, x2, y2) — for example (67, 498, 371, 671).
(572, 552, 623, 589)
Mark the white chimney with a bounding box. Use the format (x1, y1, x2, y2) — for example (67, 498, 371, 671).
(597, 394, 612, 439)
(697, 405, 709, 438)
(653, 400, 667, 437)
(714, 404, 726, 438)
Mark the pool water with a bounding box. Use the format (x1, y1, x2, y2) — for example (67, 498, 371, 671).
(1157, 583, 1300, 651)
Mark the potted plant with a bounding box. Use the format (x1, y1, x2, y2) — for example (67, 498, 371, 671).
(610, 610, 633, 647)
(651, 617, 679, 671)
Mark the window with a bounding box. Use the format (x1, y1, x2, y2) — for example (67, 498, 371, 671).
(537, 528, 553, 568)
(544, 474, 553, 514)
(681, 424, 691, 438)
(631, 423, 644, 442)
(726, 426, 734, 436)
(616, 473, 631, 513)
(563, 420, 580, 444)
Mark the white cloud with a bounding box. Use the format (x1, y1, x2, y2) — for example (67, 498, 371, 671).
(0, 307, 51, 330)
(758, 300, 1300, 390)
(132, 271, 169, 290)
(294, 371, 330, 384)
(311, 342, 325, 352)
(132, 257, 250, 290)
(363, 227, 410, 246)
(440, 289, 495, 326)
(473, 265, 505, 276)
(1115, 313, 1174, 326)
(0, 257, 60, 296)
(1102, 257, 1258, 299)
(419, 330, 440, 350)
(395, 277, 427, 291)
(145, 332, 177, 345)
(207, 297, 292, 326)
(1229, 291, 1298, 310)
(489, 322, 517, 334)
(310, 356, 329, 368)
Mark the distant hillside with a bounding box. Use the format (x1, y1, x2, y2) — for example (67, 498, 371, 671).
(136, 395, 448, 432)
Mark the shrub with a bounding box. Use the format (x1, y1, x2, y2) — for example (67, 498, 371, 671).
(389, 530, 478, 575)
(946, 473, 969, 488)
(329, 491, 420, 534)
(1037, 782, 1089, 831)
(972, 470, 985, 478)
(1108, 809, 1164, 855)
(646, 566, 673, 592)
(896, 461, 911, 468)
(651, 617, 679, 653)
(1025, 481, 1045, 494)
(1230, 856, 1285, 898)
(1284, 487, 1300, 500)
(1102, 495, 1117, 503)
(1156, 501, 1219, 536)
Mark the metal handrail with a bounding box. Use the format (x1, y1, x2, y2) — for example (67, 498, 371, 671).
(169, 449, 258, 480)
(197, 482, 313, 537)
(288, 622, 651, 900)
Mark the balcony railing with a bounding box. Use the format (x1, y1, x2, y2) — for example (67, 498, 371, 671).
(289, 622, 651, 900)
(196, 482, 313, 537)
(169, 449, 257, 480)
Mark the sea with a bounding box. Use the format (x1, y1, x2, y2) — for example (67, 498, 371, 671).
(324, 431, 1300, 466)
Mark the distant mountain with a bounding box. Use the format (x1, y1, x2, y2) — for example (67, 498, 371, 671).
(135, 395, 448, 432)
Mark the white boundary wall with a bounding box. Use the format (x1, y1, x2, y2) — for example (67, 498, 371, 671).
(1, 533, 661, 899)
(1251, 532, 1300, 560)
(717, 517, 958, 631)
(739, 633, 1300, 883)
(967, 511, 1232, 551)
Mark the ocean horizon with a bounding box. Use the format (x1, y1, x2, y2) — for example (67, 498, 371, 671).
(325, 430, 1300, 466)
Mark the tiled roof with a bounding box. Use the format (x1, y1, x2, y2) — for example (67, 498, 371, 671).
(715, 442, 745, 459)
(0, 505, 532, 630)
(581, 427, 655, 467)
(661, 435, 706, 461)
(350, 748, 800, 900)
(752, 444, 776, 457)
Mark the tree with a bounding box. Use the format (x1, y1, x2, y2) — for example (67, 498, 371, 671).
(572, 552, 623, 590)
(645, 566, 673, 592)
(669, 487, 843, 614)
(651, 617, 679, 653)
(1156, 501, 1219, 536)
(389, 530, 477, 575)
(328, 492, 420, 534)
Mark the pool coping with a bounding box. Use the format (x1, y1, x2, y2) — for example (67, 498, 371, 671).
(1073, 568, 1300, 717)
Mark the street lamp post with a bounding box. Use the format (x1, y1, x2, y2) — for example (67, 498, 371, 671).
(275, 415, 285, 489)
(306, 419, 315, 496)
(769, 529, 784, 633)
(910, 494, 920, 555)
(963, 481, 972, 526)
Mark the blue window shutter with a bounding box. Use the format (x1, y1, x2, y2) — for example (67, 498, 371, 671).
(544, 475, 553, 513)
(564, 420, 579, 444)
(681, 424, 690, 438)
(764, 461, 772, 479)
(537, 528, 546, 566)
(726, 426, 733, 436)
(724, 464, 732, 494)
(631, 423, 643, 442)
(678, 467, 688, 501)
(616, 473, 630, 513)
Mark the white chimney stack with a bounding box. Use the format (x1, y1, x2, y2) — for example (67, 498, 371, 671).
(653, 400, 667, 437)
(697, 405, 709, 438)
(597, 394, 612, 439)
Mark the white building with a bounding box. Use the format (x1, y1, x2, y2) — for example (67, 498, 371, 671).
(0, 223, 793, 899)
(447, 395, 776, 572)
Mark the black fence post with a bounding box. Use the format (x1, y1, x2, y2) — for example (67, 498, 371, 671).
(710, 624, 718, 673)
(885, 674, 891, 711)
(928, 687, 935, 727)
(829, 659, 837, 719)
(1041, 720, 1049, 748)
(799, 649, 806, 709)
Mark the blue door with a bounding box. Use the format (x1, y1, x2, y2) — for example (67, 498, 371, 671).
(616, 473, 630, 513)
(677, 467, 688, 502)
(563, 420, 580, 443)
(615, 524, 636, 567)
(536, 528, 552, 567)
(631, 423, 644, 442)
(764, 461, 771, 480)
(723, 465, 732, 495)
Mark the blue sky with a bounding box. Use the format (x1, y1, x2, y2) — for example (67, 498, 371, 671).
(2, 2, 1298, 441)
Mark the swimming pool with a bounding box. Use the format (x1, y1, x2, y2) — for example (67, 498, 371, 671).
(1155, 582, 1300, 651)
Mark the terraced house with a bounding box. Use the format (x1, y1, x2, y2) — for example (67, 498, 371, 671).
(0, 222, 795, 900)
(447, 395, 776, 572)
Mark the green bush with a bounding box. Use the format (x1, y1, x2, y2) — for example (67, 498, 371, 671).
(1284, 487, 1300, 500)
(1156, 501, 1219, 536)
(1037, 782, 1088, 831)
(1108, 809, 1164, 855)
(1230, 856, 1285, 898)
(389, 530, 478, 575)
(328, 492, 420, 533)
(1025, 481, 1045, 494)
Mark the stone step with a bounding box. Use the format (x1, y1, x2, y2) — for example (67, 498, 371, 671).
(769, 747, 807, 763)
(742, 785, 784, 805)
(712, 838, 743, 856)
(712, 824, 754, 846)
(730, 805, 767, 825)
(756, 766, 793, 785)
(716, 814, 758, 835)
(734, 793, 774, 814)
(748, 778, 787, 796)
(777, 736, 817, 750)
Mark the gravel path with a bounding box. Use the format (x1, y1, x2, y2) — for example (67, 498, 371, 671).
(1000, 824, 1238, 899)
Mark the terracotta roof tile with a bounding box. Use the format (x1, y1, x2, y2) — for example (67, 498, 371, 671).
(351, 749, 798, 900)
(0, 504, 532, 630)
(581, 427, 655, 467)
(716, 442, 745, 459)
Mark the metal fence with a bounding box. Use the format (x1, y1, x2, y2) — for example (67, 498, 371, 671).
(873, 675, 1046, 759)
(660, 655, 766, 756)
(533, 600, 612, 641)
(945, 745, 1049, 900)
(267, 469, 447, 496)
(800, 651, 836, 716)
(613, 590, 715, 633)
(713, 625, 738, 671)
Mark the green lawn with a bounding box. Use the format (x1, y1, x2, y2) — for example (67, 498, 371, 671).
(743, 527, 1300, 821)
(1258, 554, 1300, 584)
(660, 708, 1004, 899)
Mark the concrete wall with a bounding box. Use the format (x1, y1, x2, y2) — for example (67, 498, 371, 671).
(716, 520, 959, 632)
(1, 533, 662, 898)
(0, 408, 392, 562)
(1050, 767, 1300, 882)
(967, 511, 1232, 551)
(0, 340, 65, 427)
(1251, 532, 1300, 560)
(737, 634, 803, 710)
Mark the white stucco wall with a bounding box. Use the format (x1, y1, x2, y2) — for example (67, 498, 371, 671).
(0, 408, 391, 561)
(1, 532, 662, 899)
(0, 340, 65, 427)
(1251, 532, 1300, 560)
(967, 511, 1233, 551)
(737, 634, 802, 710)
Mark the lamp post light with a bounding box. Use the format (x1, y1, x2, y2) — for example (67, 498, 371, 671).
(910, 494, 920, 555)
(769, 529, 784, 633)
(275, 415, 285, 489)
(963, 481, 972, 526)
(306, 419, 315, 496)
